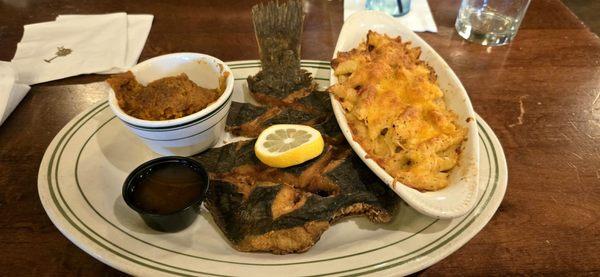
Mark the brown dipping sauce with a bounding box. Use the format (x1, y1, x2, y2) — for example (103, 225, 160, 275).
(131, 162, 205, 214)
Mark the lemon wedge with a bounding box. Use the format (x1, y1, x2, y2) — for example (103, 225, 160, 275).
(255, 124, 325, 168)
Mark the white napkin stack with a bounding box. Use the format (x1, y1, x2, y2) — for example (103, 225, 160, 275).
(344, 0, 438, 33)
(0, 62, 30, 126)
(10, 13, 153, 85)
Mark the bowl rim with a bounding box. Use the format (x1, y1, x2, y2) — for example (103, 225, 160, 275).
(107, 52, 234, 130)
(121, 156, 210, 217)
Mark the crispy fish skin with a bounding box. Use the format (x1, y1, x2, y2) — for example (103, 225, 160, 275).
(195, 137, 399, 253)
(226, 102, 321, 138)
(199, 142, 397, 254)
(225, 90, 341, 142)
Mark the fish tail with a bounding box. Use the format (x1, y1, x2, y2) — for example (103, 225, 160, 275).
(251, 0, 305, 76)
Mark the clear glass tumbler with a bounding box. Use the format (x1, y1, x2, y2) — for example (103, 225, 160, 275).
(455, 0, 531, 46)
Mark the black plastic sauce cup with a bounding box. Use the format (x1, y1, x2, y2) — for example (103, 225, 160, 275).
(122, 156, 209, 232)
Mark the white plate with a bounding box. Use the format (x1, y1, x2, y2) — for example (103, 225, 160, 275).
(330, 11, 480, 219)
(38, 61, 507, 276)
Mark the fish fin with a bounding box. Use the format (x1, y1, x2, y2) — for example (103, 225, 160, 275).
(252, 0, 304, 74)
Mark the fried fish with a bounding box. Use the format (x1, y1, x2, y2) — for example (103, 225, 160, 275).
(193, 0, 400, 254)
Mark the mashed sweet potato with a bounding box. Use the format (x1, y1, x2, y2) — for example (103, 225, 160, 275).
(107, 71, 227, 120)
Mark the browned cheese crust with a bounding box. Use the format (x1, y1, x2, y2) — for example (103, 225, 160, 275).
(328, 31, 467, 191)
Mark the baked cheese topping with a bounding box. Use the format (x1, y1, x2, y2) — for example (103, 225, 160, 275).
(328, 31, 467, 191)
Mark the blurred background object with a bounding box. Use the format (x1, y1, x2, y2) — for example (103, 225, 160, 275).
(346, 0, 438, 32)
(455, 0, 531, 46)
(365, 0, 411, 16)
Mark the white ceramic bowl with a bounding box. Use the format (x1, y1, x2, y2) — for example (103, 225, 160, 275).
(330, 11, 480, 219)
(107, 53, 234, 156)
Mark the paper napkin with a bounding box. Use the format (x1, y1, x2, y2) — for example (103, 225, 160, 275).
(344, 0, 438, 33)
(56, 14, 154, 74)
(11, 12, 128, 85)
(0, 62, 30, 126)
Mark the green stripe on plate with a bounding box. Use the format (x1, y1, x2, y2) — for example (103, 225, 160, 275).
(80, 104, 483, 267)
(49, 101, 498, 275)
(226, 61, 330, 67)
(235, 77, 330, 83)
(44, 62, 501, 276)
(320, 123, 499, 276)
(229, 65, 331, 70)
(47, 104, 215, 276)
(60, 111, 496, 266)
(78, 109, 441, 264)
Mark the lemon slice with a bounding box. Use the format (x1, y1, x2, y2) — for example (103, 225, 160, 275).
(255, 124, 325, 168)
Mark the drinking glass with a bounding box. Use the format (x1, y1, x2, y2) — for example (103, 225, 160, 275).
(366, 0, 411, 17)
(455, 0, 531, 46)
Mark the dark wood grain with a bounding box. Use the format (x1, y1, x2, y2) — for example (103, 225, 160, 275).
(0, 0, 598, 275)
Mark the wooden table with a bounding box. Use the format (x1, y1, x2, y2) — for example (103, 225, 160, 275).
(0, 0, 598, 275)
